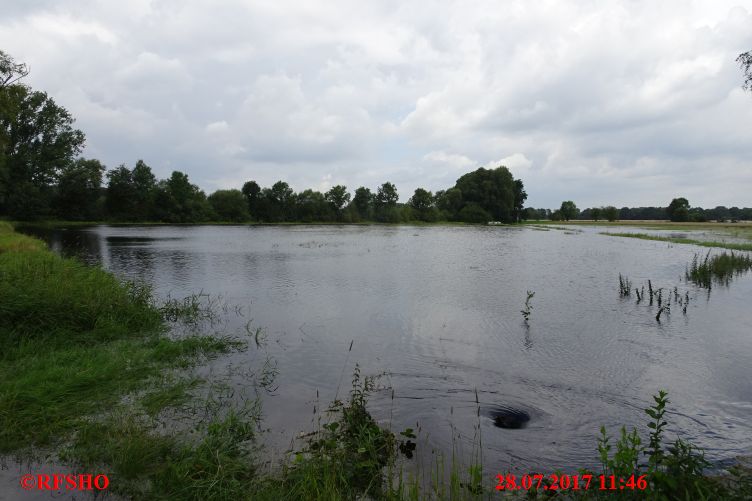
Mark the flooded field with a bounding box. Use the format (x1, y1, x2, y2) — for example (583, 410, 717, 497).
(22, 224, 752, 474)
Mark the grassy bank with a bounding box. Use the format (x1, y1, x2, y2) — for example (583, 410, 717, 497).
(600, 231, 752, 251)
(0, 221, 251, 497)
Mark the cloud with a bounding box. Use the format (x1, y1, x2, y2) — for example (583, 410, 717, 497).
(1, 0, 751, 206)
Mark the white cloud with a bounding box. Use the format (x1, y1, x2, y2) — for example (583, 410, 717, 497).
(1, 0, 752, 207)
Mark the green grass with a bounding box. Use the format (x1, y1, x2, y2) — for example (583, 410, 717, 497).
(686, 251, 752, 289)
(0, 223, 256, 499)
(601, 232, 752, 252)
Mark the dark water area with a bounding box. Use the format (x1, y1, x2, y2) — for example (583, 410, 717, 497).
(19, 224, 752, 474)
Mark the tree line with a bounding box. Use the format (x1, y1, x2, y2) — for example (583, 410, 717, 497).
(521, 199, 752, 223)
(0, 50, 527, 224)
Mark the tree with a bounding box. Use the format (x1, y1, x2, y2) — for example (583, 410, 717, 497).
(513, 179, 527, 222)
(0, 79, 85, 218)
(666, 197, 690, 222)
(435, 187, 463, 219)
(408, 188, 435, 221)
(0, 50, 29, 89)
(152, 171, 212, 223)
(131, 160, 156, 220)
(297, 189, 331, 222)
(105, 165, 136, 220)
(325, 185, 350, 220)
(351, 187, 373, 220)
(56, 158, 105, 220)
(375, 182, 399, 222)
(559, 201, 579, 221)
(590, 207, 602, 221)
(603, 206, 618, 222)
(208, 189, 250, 222)
(265, 181, 295, 222)
(453, 166, 516, 223)
(241, 180, 261, 218)
(738, 51, 752, 93)
(458, 203, 491, 223)
(523, 207, 538, 221)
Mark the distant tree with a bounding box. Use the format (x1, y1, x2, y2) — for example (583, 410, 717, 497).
(603, 206, 618, 222)
(551, 209, 563, 221)
(537, 208, 549, 220)
(559, 201, 579, 221)
(105, 165, 136, 220)
(152, 171, 212, 223)
(241, 180, 261, 218)
(689, 207, 707, 222)
(375, 182, 399, 222)
(208, 189, 249, 222)
(738, 51, 752, 93)
(708, 206, 730, 222)
(513, 179, 527, 222)
(523, 207, 538, 220)
(131, 160, 156, 220)
(375, 182, 398, 206)
(351, 187, 373, 221)
(667, 197, 690, 222)
(454, 166, 516, 223)
(408, 187, 435, 221)
(590, 207, 601, 221)
(325, 185, 350, 220)
(55, 158, 105, 220)
(264, 181, 295, 222)
(435, 187, 463, 219)
(297, 189, 331, 222)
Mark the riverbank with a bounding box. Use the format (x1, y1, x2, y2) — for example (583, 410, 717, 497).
(0, 221, 256, 498)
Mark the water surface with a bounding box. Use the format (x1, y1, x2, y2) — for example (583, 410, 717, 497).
(24, 224, 752, 474)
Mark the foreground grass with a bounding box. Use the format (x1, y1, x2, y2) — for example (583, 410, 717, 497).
(600, 232, 752, 252)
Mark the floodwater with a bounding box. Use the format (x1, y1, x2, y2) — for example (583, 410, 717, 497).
(20, 224, 752, 474)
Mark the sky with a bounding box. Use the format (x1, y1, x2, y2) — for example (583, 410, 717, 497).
(2, 0, 752, 208)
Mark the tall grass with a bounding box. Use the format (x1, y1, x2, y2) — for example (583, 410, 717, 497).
(686, 250, 752, 289)
(0, 223, 242, 457)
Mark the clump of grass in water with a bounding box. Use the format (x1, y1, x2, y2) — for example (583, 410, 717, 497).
(686, 250, 752, 289)
(618, 274, 694, 322)
(618, 274, 632, 297)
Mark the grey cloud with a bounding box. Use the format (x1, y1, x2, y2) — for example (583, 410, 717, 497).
(1, 0, 751, 207)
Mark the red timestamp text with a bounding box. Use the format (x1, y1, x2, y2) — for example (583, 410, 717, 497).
(495, 473, 648, 492)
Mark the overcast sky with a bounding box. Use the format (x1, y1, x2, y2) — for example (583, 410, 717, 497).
(2, 1, 752, 208)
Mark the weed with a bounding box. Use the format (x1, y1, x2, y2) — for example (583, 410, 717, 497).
(619, 274, 632, 296)
(521, 290, 535, 321)
(686, 250, 752, 289)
